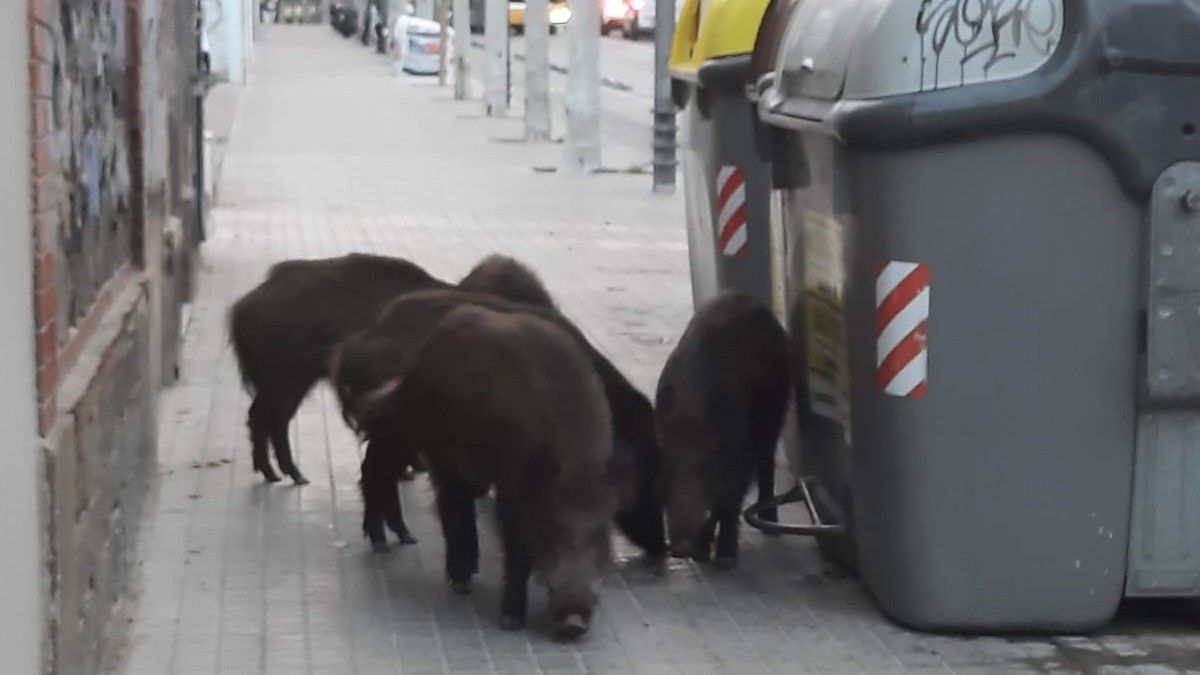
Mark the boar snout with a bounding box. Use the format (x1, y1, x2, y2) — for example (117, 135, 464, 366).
(554, 612, 591, 641)
(666, 491, 709, 560)
(669, 538, 697, 560)
(547, 576, 599, 640)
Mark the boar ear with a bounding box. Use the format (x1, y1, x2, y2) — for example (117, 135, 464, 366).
(327, 344, 344, 380)
(362, 376, 402, 407)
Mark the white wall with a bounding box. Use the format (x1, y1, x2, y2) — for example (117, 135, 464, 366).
(223, 0, 248, 83)
(205, 0, 251, 84)
(242, 0, 255, 62)
(0, 0, 44, 672)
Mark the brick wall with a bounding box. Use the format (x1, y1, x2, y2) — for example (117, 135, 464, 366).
(28, 0, 202, 672)
(30, 0, 58, 435)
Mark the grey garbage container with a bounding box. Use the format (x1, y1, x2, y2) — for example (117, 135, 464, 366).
(670, 0, 773, 310)
(741, 0, 862, 570)
(758, 0, 1200, 632)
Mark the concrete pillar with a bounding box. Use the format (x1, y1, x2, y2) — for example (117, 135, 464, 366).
(452, 0, 469, 99)
(651, 0, 676, 191)
(437, 0, 450, 85)
(564, 0, 600, 172)
(0, 0, 44, 671)
(524, 0, 551, 141)
(484, 0, 509, 115)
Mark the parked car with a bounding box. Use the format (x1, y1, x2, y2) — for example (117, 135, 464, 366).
(278, 0, 320, 24)
(471, 0, 571, 35)
(600, 0, 632, 35)
(329, 1, 360, 37)
(619, 0, 680, 38)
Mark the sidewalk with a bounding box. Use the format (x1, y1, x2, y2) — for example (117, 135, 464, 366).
(119, 26, 1199, 675)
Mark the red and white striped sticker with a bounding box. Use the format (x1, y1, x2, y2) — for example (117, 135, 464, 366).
(876, 261, 930, 398)
(716, 165, 748, 257)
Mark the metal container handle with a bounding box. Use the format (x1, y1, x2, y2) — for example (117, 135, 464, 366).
(743, 477, 847, 536)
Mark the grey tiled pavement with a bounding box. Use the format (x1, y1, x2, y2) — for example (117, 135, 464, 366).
(120, 26, 1200, 675)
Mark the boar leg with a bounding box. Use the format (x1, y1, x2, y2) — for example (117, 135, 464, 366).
(360, 455, 390, 552)
(751, 395, 786, 526)
(755, 450, 779, 525)
(435, 476, 479, 593)
(693, 514, 718, 562)
(713, 505, 741, 569)
(247, 397, 280, 483)
(382, 483, 418, 545)
(266, 384, 309, 485)
(362, 435, 418, 545)
(613, 440, 668, 558)
(496, 491, 532, 630)
(268, 416, 308, 485)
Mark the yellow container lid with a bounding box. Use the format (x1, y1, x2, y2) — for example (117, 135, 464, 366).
(670, 0, 771, 80)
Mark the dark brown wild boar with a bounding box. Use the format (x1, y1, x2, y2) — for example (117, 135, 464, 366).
(332, 288, 668, 560)
(364, 305, 616, 639)
(229, 253, 448, 486)
(458, 253, 556, 307)
(229, 252, 559, 547)
(655, 292, 789, 569)
(351, 255, 557, 550)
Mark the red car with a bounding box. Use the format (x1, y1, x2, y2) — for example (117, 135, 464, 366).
(600, 0, 643, 36)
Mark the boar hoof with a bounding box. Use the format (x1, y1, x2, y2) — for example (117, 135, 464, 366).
(712, 555, 737, 571)
(642, 555, 668, 575)
(450, 580, 472, 595)
(396, 532, 418, 545)
(554, 614, 590, 640)
(370, 540, 390, 554)
(668, 545, 695, 560)
(289, 472, 310, 486)
(260, 468, 282, 483)
(498, 615, 524, 631)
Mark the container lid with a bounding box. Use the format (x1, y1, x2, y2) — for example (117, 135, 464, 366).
(670, 0, 772, 81)
(772, 0, 1064, 102)
(758, 1, 1200, 202)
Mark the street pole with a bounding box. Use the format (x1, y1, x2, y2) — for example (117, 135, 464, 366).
(484, 0, 509, 115)
(437, 0, 451, 85)
(524, 0, 551, 141)
(452, 0, 469, 99)
(564, 0, 599, 172)
(652, 0, 676, 192)
(376, 0, 390, 54)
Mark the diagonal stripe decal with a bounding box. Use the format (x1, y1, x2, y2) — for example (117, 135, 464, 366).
(876, 261, 930, 398)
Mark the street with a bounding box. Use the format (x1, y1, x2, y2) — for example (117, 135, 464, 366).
(117, 23, 1200, 675)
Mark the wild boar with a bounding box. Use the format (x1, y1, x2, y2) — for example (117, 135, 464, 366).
(655, 292, 789, 569)
(228, 252, 554, 488)
(457, 253, 556, 308)
(332, 288, 668, 559)
(366, 305, 617, 638)
(229, 253, 447, 484)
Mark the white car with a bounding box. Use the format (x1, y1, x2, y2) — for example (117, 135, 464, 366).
(392, 15, 455, 75)
(625, 0, 681, 37)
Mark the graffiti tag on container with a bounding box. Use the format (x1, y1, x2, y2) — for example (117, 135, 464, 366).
(916, 0, 1061, 91)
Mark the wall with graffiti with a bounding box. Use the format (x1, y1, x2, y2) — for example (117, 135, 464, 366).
(47, 0, 135, 333)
